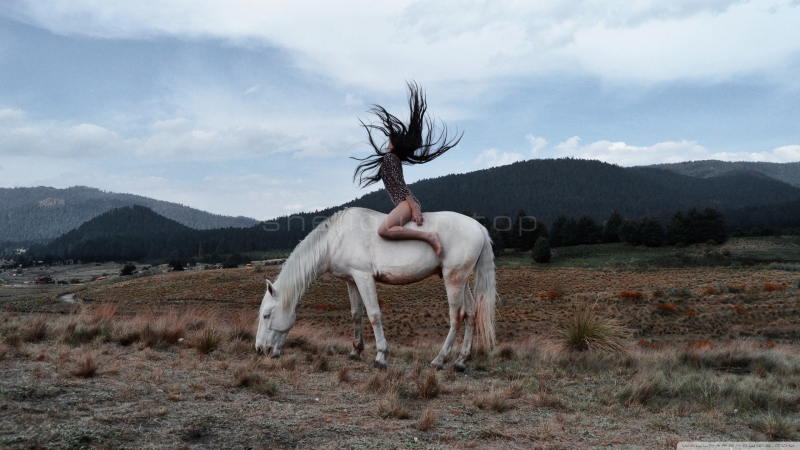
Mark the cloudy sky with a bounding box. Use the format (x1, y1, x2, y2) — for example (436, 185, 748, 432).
(1, 1, 799, 220)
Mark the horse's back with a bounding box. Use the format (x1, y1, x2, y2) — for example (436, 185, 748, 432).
(332, 208, 487, 283)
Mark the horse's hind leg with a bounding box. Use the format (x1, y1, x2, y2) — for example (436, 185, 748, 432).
(347, 281, 365, 361)
(431, 270, 467, 370)
(453, 284, 476, 372)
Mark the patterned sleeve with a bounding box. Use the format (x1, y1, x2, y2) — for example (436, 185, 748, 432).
(382, 153, 414, 204)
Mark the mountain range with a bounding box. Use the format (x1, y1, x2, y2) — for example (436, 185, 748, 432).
(5, 159, 800, 249)
(0, 186, 259, 243)
(651, 160, 800, 187)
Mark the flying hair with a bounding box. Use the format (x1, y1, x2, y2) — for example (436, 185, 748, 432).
(352, 81, 462, 188)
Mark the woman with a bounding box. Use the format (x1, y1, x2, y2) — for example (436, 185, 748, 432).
(352, 82, 461, 257)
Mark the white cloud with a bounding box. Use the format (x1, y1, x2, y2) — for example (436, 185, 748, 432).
(526, 134, 547, 154)
(8, 0, 800, 88)
(0, 109, 26, 122)
(474, 148, 524, 167)
(712, 144, 800, 163)
(555, 136, 709, 165)
(0, 111, 366, 161)
(243, 85, 259, 95)
(555, 136, 800, 165)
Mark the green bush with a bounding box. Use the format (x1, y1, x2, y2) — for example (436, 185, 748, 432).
(532, 237, 551, 263)
(120, 264, 136, 276)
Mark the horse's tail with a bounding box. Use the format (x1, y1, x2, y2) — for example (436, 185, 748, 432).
(473, 225, 497, 349)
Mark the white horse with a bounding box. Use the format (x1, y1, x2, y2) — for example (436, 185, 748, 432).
(255, 207, 496, 371)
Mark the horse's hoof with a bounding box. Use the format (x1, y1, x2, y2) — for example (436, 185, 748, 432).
(348, 353, 363, 362)
(430, 362, 445, 371)
(453, 362, 467, 372)
(373, 361, 387, 371)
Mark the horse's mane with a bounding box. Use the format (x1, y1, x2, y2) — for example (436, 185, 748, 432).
(275, 209, 346, 309)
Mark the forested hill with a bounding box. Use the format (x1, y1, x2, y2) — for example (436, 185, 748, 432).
(650, 160, 800, 188)
(0, 186, 259, 243)
(37, 205, 292, 262)
(300, 158, 800, 227)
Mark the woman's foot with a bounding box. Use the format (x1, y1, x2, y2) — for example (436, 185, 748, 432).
(429, 232, 443, 258)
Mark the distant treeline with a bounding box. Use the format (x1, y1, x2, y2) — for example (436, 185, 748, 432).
(476, 207, 729, 254)
(6, 200, 797, 268)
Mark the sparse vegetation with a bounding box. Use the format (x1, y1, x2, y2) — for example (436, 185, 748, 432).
(3, 251, 800, 447)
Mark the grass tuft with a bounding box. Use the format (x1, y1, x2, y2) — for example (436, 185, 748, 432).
(377, 387, 410, 420)
(71, 353, 99, 378)
(557, 304, 627, 353)
(337, 365, 350, 383)
(230, 365, 278, 396)
(196, 328, 222, 354)
(22, 317, 48, 343)
(415, 407, 437, 431)
(750, 412, 797, 440)
(494, 344, 516, 360)
(473, 388, 510, 413)
(311, 355, 329, 373)
(416, 370, 441, 399)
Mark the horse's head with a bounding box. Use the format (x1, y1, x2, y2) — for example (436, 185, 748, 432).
(255, 279, 295, 358)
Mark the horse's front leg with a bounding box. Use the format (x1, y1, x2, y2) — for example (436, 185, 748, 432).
(346, 281, 365, 361)
(352, 273, 389, 370)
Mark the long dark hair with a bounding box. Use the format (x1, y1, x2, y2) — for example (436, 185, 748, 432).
(352, 82, 462, 188)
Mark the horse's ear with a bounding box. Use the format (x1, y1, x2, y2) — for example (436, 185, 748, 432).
(265, 279, 274, 296)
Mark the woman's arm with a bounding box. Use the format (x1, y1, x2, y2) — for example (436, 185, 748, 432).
(407, 195, 423, 226)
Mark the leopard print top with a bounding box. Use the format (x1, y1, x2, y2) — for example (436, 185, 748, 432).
(380, 153, 420, 208)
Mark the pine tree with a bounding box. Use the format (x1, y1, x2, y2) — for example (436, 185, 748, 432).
(667, 211, 689, 245)
(576, 215, 601, 245)
(602, 210, 624, 243)
(532, 237, 551, 263)
(618, 220, 642, 245)
(640, 216, 666, 247)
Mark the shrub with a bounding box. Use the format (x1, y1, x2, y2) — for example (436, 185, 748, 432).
(539, 290, 561, 300)
(557, 304, 626, 353)
(616, 290, 643, 301)
(727, 284, 746, 294)
(532, 237, 551, 263)
(120, 264, 136, 276)
(654, 303, 678, 315)
(703, 286, 716, 295)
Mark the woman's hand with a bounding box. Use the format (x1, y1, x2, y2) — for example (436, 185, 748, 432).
(408, 197, 423, 226)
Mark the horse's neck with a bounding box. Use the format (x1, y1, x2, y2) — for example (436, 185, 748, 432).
(275, 227, 331, 309)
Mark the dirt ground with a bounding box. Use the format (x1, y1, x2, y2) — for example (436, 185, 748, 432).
(1, 263, 800, 448)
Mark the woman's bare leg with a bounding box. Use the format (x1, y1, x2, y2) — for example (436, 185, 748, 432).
(378, 201, 443, 257)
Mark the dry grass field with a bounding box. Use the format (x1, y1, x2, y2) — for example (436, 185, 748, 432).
(2, 245, 800, 448)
